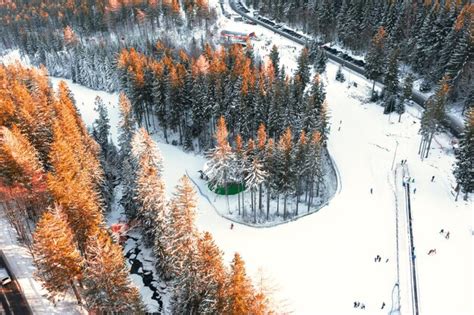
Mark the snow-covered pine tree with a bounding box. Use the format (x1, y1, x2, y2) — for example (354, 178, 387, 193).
(397, 74, 414, 122)
(303, 74, 326, 133)
(205, 116, 235, 212)
(132, 128, 166, 245)
(365, 27, 387, 95)
(263, 138, 276, 220)
(305, 131, 323, 212)
(276, 128, 295, 219)
(293, 131, 307, 216)
(419, 76, 450, 159)
(118, 93, 138, 218)
(256, 123, 267, 213)
(167, 176, 198, 282)
(0, 126, 48, 223)
(92, 96, 116, 213)
(383, 48, 400, 113)
(335, 66, 345, 82)
(225, 253, 256, 315)
(245, 157, 267, 223)
(33, 204, 84, 304)
(453, 108, 473, 201)
(83, 231, 145, 313)
(296, 48, 311, 89)
(314, 48, 328, 74)
(195, 231, 228, 313)
(269, 45, 280, 76)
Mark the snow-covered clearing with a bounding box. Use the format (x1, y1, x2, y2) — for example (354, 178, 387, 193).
(3, 14, 473, 313)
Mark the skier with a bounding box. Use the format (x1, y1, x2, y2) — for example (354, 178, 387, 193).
(385, 258, 389, 263)
(445, 231, 450, 239)
(413, 188, 416, 194)
(338, 126, 341, 131)
(354, 301, 358, 308)
(381, 302, 385, 309)
(230, 223, 234, 230)
(440, 229, 444, 234)
(360, 303, 365, 309)
(431, 175, 435, 182)
(370, 188, 373, 194)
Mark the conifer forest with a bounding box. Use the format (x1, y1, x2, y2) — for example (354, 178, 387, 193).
(0, 0, 472, 314)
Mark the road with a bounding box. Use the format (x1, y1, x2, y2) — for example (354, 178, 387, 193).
(0, 251, 31, 315)
(227, 0, 463, 137)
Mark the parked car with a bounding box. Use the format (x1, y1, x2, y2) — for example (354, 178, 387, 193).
(0, 268, 12, 286)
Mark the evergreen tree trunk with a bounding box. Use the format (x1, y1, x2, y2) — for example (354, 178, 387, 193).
(253, 190, 257, 223)
(70, 280, 82, 305)
(237, 189, 241, 215)
(258, 183, 263, 214)
(242, 188, 246, 218)
(372, 80, 376, 94)
(307, 181, 312, 213)
(455, 184, 460, 201)
(296, 193, 299, 216)
(266, 185, 270, 220)
(276, 195, 280, 216)
(283, 194, 287, 219)
(424, 132, 434, 158)
(418, 137, 424, 155)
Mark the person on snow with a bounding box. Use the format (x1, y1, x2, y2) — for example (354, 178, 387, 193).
(381, 302, 386, 309)
(445, 231, 450, 239)
(431, 175, 435, 182)
(230, 223, 234, 230)
(370, 188, 373, 194)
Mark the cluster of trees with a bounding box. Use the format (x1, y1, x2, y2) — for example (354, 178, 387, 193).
(248, 0, 472, 107)
(117, 43, 329, 152)
(206, 117, 329, 223)
(116, 95, 273, 313)
(0, 64, 143, 312)
(453, 108, 473, 201)
(0, 0, 217, 92)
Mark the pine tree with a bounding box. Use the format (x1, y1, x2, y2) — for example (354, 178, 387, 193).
(276, 128, 294, 219)
(195, 231, 228, 313)
(296, 48, 311, 88)
(225, 253, 255, 315)
(245, 157, 267, 223)
(365, 27, 387, 94)
(269, 45, 280, 76)
(419, 76, 450, 159)
(293, 131, 307, 216)
(33, 204, 84, 304)
(453, 108, 473, 201)
(118, 93, 138, 218)
(133, 128, 166, 245)
(384, 48, 400, 98)
(92, 96, 115, 213)
(205, 117, 235, 212)
(83, 231, 145, 313)
(335, 66, 345, 82)
(166, 175, 198, 279)
(305, 131, 323, 211)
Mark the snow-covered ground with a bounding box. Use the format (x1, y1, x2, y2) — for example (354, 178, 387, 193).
(2, 12, 472, 314)
(51, 56, 472, 314)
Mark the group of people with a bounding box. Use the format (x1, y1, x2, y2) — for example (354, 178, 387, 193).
(440, 229, 450, 239)
(374, 255, 389, 263)
(353, 301, 386, 310)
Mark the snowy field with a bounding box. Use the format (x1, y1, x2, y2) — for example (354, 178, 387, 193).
(2, 11, 473, 314)
(45, 56, 474, 314)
